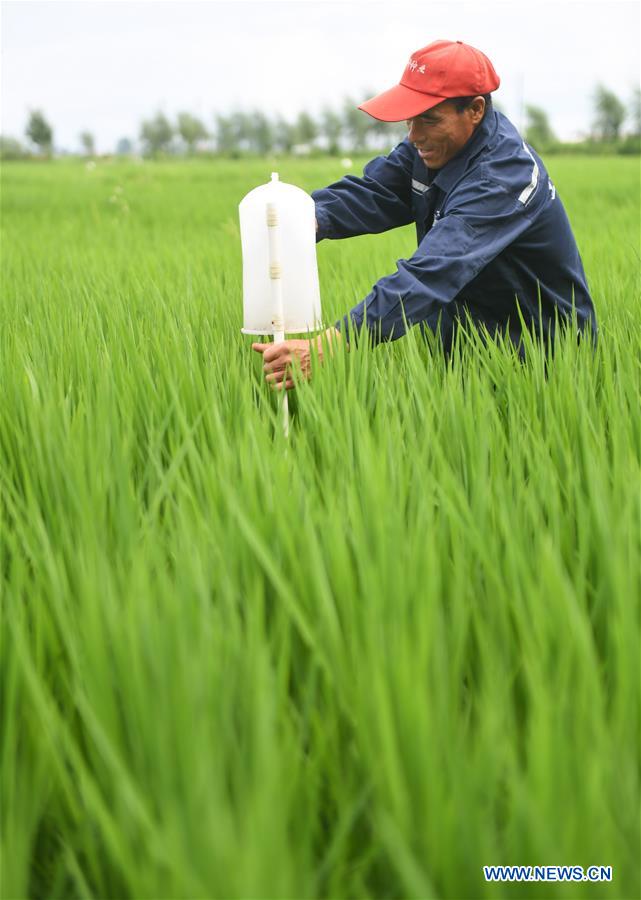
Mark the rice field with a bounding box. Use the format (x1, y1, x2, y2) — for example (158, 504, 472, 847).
(1, 155, 639, 899)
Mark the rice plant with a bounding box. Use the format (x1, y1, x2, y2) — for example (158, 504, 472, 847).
(1, 155, 639, 899)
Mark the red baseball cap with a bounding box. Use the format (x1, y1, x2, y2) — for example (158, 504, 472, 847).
(359, 40, 500, 122)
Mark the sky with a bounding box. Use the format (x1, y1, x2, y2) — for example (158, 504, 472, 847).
(1, 0, 640, 153)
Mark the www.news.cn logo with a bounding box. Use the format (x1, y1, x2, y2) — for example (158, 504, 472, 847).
(483, 865, 613, 883)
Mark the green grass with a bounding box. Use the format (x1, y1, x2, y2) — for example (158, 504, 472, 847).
(1, 155, 639, 900)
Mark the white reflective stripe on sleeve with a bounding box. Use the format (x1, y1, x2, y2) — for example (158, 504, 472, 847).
(411, 179, 429, 193)
(518, 142, 539, 205)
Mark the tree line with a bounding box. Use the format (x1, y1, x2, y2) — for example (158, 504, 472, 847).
(2, 85, 639, 160)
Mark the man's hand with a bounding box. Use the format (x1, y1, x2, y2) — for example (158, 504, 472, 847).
(252, 327, 341, 391)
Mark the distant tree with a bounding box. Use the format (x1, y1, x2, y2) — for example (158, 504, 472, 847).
(139, 112, 173, 157)
(357, 87, 392, 149)
(25, 109, 53, 156)
(230, 111, 252, 151)
(272, 117, 296, 154)
(176, 112, 208, 154)
(213, 115, 236, 154)
(214, 112, 258, 155)
(79, 130, 95, 156)
(294, 111, 318, 148)
(247, 110, 274, 154)
(524, 104, 557, 151)
(321, 106, 343, 154)
(629, 86, 641, 137)
(0, 136, 26, 160)
(361, 93, 404, 150)
(343, 97, 370, 152)
(592, 85, 626, 141)
(116, 137, 133, 155)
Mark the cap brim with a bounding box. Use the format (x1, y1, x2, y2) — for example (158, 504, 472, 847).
(358, 83, 447, 122)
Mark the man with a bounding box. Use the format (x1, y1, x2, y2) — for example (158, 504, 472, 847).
(253, 39, 596, 390)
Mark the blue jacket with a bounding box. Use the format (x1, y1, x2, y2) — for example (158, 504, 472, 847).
(312, 108, 596, 351)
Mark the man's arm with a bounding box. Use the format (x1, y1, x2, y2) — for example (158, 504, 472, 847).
(253, 175, 541, 385)
(252, 180, 539, 389)
(335, 174, 545, 346)
(313, 140, 415, 241)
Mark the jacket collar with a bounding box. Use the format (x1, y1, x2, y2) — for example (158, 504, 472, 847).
(430, 108, 498, 195)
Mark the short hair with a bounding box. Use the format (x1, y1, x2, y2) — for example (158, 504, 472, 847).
(449, 94, 493, 116)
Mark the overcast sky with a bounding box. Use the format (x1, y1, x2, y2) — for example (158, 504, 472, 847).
(2, 0, 639, 153)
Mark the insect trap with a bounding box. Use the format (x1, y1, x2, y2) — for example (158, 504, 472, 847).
(239, 173, 323, 436)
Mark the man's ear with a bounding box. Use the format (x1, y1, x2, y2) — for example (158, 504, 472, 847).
(471, 96, 486, 123)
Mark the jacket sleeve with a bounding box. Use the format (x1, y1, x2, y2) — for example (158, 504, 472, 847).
(335, 173, 546, 345)
(312, 140, 415, 240)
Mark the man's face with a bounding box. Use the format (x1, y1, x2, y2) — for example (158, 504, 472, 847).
(406, 97, 485, 169)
